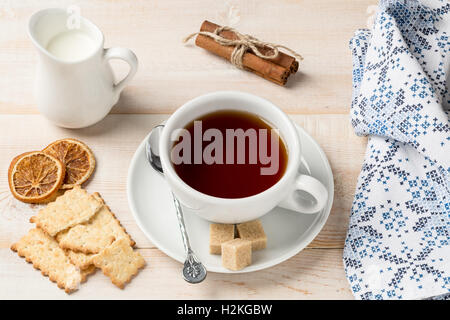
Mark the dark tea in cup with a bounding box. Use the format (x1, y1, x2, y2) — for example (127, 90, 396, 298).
(171, 110, 288, 198)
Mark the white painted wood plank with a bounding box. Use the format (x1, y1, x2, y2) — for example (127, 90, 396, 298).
(0, 114, 366, 250)
(0, 247, 353, 299)
(0, 0, 376, 114)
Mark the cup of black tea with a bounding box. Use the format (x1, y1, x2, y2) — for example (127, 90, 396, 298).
(159, 91, 328, 224)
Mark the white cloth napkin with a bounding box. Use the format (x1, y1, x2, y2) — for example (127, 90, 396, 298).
(343, 0, 449, 300)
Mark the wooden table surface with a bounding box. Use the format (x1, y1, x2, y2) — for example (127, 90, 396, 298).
(0, 0, 375, 299)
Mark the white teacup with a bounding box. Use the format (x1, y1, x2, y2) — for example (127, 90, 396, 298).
(160, 91, 328, 224)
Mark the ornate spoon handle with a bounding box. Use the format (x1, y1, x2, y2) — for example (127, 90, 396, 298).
(171, 193, 207, 283)
(172, 193, 191, 252)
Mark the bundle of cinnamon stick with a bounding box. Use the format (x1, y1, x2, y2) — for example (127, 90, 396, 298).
(191, 21, 300, 86)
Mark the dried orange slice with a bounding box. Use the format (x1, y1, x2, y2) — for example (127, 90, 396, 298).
(43, 138, 96, 189)
(8, 151, 65, 203)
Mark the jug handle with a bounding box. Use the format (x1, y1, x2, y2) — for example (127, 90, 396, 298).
(104, 47, 138, 94)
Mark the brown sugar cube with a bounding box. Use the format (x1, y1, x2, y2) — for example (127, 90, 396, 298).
(221, 239, 252, 271)
(236, 220, 267, 251)
(209, 224, 235, 254)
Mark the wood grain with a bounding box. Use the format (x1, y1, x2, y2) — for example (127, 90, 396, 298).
(0, 0, 376, 114)
(0, 114, 364, 299)
(0, 247, 352, 299)
(0, 0, 373, 299)
(0, 114, 366, 251)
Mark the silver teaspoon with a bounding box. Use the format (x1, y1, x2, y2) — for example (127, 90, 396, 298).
(145, 125, 207, 284)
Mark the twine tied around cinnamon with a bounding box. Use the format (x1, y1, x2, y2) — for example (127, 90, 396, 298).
(183, 26, 303, 70)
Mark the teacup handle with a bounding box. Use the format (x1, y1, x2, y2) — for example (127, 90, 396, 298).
(278, 174, 328, 214)
(104, 47, 138, 93)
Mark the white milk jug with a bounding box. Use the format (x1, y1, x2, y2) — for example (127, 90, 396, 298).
(28, 8, 138, 128)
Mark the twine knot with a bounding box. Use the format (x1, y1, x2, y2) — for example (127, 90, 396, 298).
(183, 26, 303, 69)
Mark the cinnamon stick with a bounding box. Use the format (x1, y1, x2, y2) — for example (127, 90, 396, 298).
(194, 21, 297, 85)
(201, 21, 298, 74)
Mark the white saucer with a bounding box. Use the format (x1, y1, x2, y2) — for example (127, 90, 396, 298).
(127, 124, 334, 273)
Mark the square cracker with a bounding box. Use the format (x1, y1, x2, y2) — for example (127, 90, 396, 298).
(11, 228, 82, 293)
(65, 250, 96, 270)
(30, 186, 102, 236)
(57, 192, 135, 254)
(93, 238, 145, 289)
(80, 264, 96, 282)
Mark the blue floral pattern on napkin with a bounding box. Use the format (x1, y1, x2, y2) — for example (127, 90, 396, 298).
(343, 0, 449, 300)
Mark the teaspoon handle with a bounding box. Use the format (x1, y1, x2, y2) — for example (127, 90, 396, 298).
(171, 192, 207, 283)
(171, 192, 191, 253)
